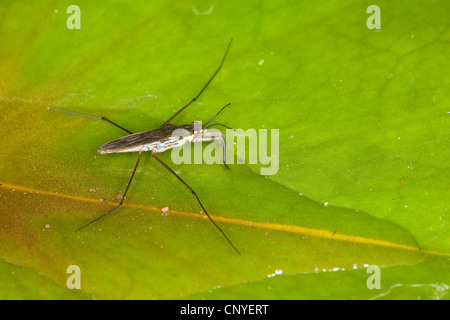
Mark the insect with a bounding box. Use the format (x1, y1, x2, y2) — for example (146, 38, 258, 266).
(51, 39, 240, 255)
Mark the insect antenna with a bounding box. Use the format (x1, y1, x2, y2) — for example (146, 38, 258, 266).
(205, 123, 242, 135)
(204, 103, 242, 135)
(204, 103, 232, 127)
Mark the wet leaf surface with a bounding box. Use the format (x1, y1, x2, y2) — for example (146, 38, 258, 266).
(0, 0, 449, 299)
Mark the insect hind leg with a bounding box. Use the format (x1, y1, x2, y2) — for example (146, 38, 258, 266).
(75, 150, 144, 232)
(50, 108, 133, 134)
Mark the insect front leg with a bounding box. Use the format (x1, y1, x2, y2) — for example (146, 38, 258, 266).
(193, 131, 229, 169)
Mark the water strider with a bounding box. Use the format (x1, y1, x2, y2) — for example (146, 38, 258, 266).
(52, 39, 240, 255)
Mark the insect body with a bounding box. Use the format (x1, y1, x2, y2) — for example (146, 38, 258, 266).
(99, 122, 206, 154)
(52, 39, 240, 255)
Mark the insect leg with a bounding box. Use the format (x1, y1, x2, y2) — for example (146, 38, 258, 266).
(216, 132, 228, 169)
(50, 108, 133, 134)
(151, 151, 240, 255)
(193, 131, 229, 169)
(75, 150, 144, 232)
(161, 39, 233, 127)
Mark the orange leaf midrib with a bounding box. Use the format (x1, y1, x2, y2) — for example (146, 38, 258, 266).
(1, 181, 449, 258)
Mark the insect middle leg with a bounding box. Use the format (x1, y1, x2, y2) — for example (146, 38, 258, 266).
(151, 150, 240, 255)
(160, 38, 233, 127)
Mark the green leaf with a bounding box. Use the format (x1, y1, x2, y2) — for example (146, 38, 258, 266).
(0, 0, 449, 299)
